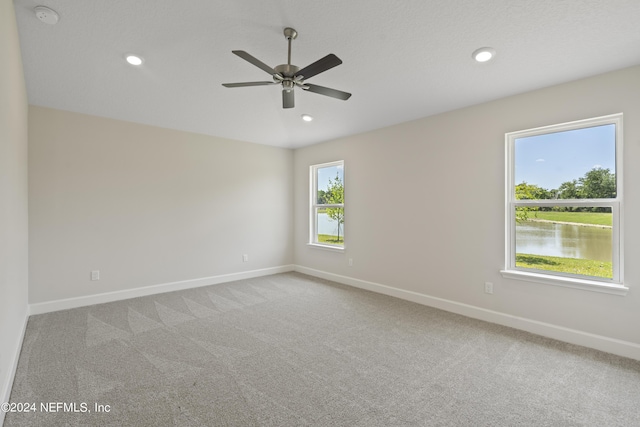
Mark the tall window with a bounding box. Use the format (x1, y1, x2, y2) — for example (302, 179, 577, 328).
(310, 161, 344, 248)
(503, 114, 624, 293)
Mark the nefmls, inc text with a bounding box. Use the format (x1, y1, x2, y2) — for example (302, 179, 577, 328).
(40, 402, 111, 413)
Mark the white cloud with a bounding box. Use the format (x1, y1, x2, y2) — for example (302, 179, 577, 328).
(536, 159, 545, 162)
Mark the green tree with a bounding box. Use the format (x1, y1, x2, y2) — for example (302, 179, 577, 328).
(556, 179, 580, 211)
(324, 174, 344, 243)
(557, 179, 580, 199)
(555, 168, 615, 211)
(515, 182, 550, 200)
(514, 182, 548, 222)
(579, 167, 616, 199)
(317, 189, 328, 204)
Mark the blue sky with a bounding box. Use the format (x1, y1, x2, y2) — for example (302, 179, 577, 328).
(317, 164, 343, 193)
(515, 124, 616, 190)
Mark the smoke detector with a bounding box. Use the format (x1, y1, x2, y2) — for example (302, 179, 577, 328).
(34, 6, 59, 25)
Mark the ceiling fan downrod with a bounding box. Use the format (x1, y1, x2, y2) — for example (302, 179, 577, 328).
(278, 28, 300, 95)
(284, 27, 297, 66)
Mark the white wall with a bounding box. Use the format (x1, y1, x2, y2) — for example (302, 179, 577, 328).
(294, 66, 640, 349)
(0, 0, 29, 419)
(28, 106, 293, 304)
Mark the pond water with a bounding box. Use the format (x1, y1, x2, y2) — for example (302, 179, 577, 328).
(317, 212, 342, 237)
(318, 214, 611, 261)
(516, 221, 611, 262)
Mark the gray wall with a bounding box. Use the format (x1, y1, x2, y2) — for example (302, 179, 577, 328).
(28, 106, 294, 303)
(294, 66, 640, 346)
(0, 0, 29, 416)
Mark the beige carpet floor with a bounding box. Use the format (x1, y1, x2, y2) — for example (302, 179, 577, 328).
(5, 272, 640, 426)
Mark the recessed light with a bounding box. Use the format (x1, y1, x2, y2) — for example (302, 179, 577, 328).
(472, 47, 496, 63)
(125, 55, 143, 66)
(301, 114, 313, 122)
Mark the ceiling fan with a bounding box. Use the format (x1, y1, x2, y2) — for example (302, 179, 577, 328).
(222, 27, 351, 109)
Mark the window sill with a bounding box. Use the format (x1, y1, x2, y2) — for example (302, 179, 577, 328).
(307, 243, 345, 252)
(500, 269, 628, 296)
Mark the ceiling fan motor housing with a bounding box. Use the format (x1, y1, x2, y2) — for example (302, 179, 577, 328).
(274, 64, 300, 78)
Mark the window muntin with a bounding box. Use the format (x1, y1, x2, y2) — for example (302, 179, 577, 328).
(310, 161, 344, 248)
(505, 114, 623, 288)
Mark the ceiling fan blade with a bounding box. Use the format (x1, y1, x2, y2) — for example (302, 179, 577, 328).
(232, 50, 277, 75)
(295, 54, 342, 80)
(303, 83, 351, 100)
(222, 81, 278, 88)
(282, 90, 294, 109)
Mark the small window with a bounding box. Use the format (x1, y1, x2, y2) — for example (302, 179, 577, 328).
(310, 161, 344, 249)
(502, 114, 625, 293)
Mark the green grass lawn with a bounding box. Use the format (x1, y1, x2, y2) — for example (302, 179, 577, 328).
(318, 234, 344, 245)
(516, 253, 612, 278)
(526, 210, 612, 226)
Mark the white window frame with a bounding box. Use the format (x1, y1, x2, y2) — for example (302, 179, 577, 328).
(501, 113, 627, 295)
(309, 160, 345, 251)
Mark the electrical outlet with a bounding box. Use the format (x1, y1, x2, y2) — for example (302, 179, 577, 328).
(242, 254, 249, 262)
(91, 270, 100, 281)
(348, 258, 353, 267)
(484, 282, 493, 294)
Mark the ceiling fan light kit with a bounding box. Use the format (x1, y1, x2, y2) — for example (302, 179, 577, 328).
(222, 27, 351, 109)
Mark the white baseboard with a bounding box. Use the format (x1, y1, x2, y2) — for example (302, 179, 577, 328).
(1, 311, 29, 427)
(29, 265, 295, 316)
(294, 265, 640, 361)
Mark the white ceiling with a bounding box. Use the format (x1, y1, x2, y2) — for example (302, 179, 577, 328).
(13, 0, 640, 149)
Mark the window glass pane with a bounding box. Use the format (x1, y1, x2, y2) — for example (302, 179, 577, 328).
(514, 206, 612, 279)
(316, 164, 344, 204)
(316, 207, 344, 246)
(514, 124, 616, 200)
